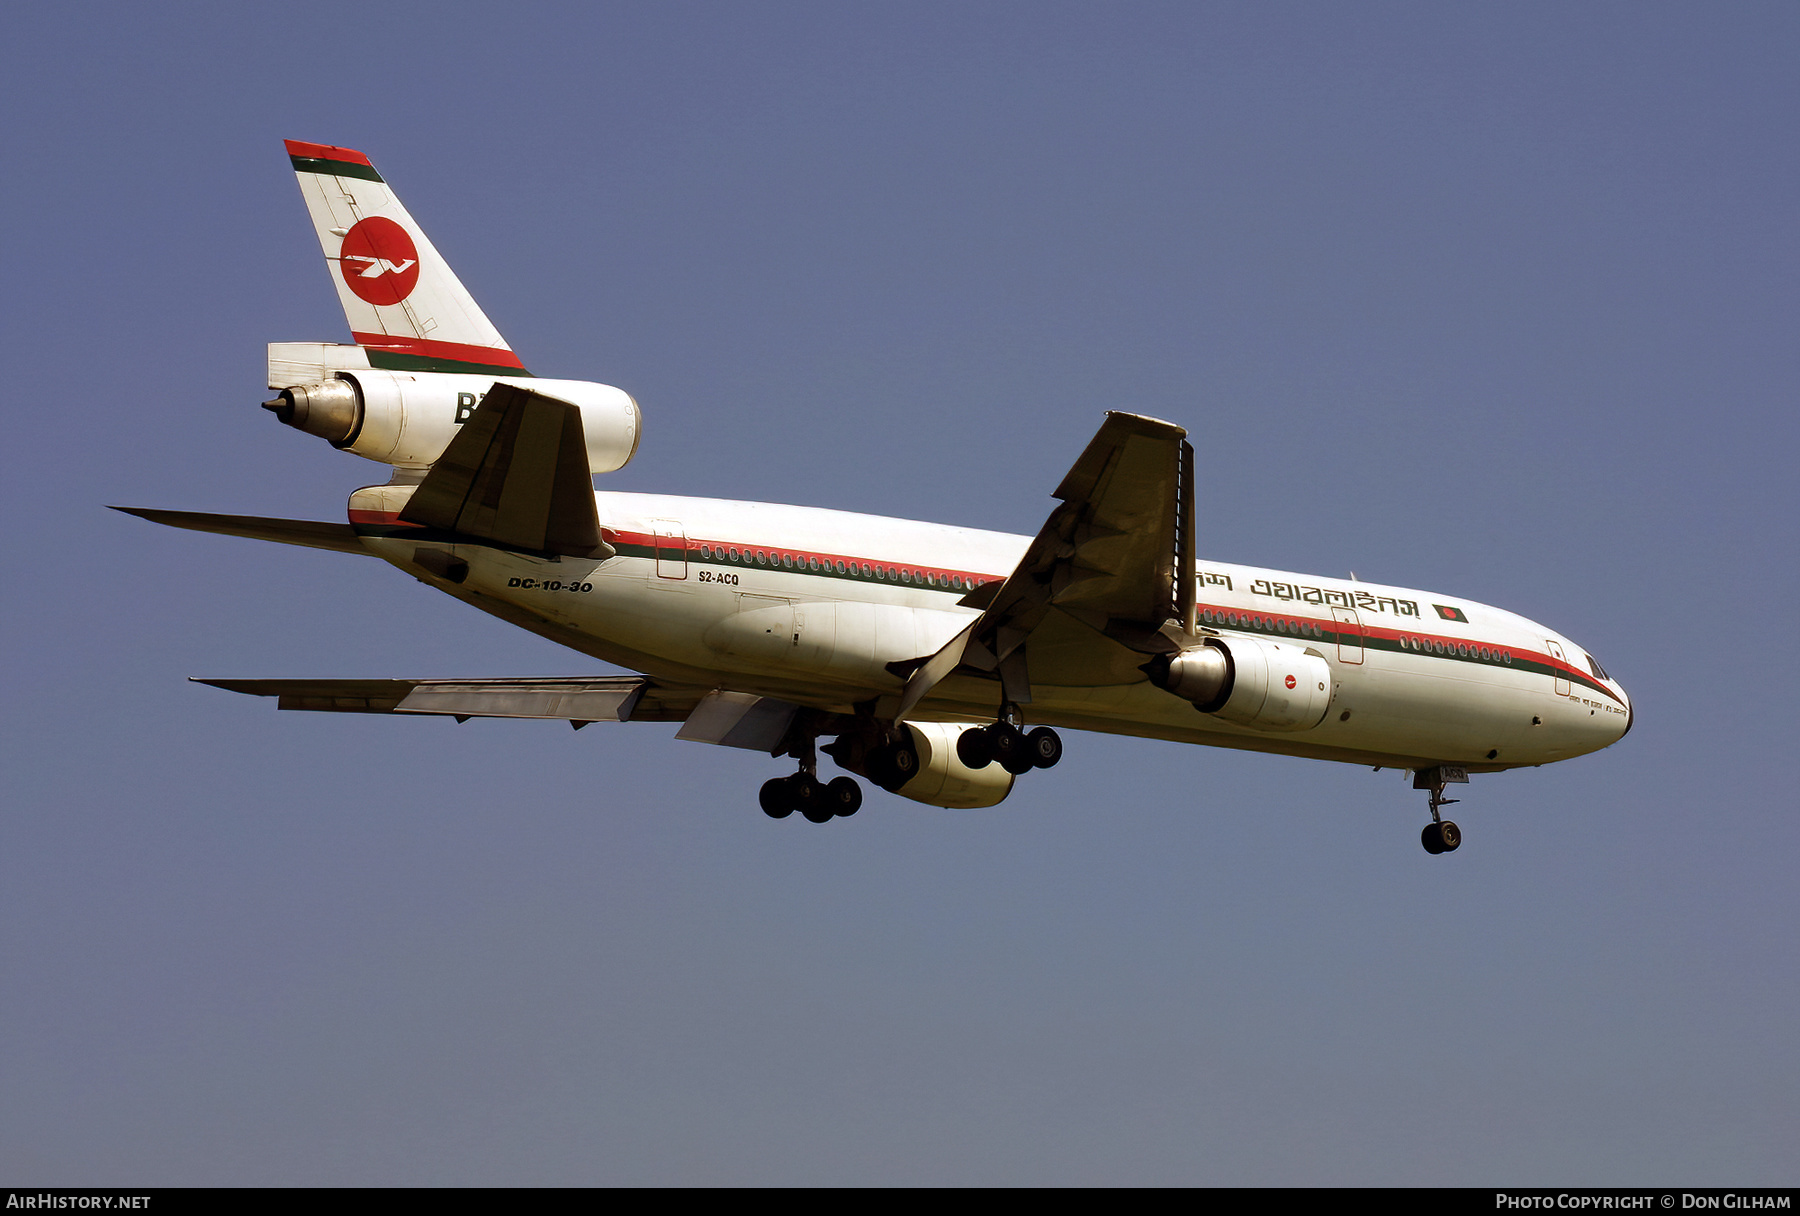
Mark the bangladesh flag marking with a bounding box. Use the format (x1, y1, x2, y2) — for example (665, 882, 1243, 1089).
(1434, 604, 1469, 622)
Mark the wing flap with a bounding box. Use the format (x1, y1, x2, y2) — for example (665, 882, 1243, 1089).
(397, 681, 644, 721)
(674, 691, 803, 752)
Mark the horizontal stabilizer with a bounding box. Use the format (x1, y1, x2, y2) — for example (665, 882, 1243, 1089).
(112, 507, 366, 555)
(399, 383, 610, 558)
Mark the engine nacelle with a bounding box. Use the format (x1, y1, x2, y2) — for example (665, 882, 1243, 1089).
(894, 722, 1016, 808)
(827, 722, 1016, 809)
(264, 370, 641, 472)
(1147, 635, 1332, 732)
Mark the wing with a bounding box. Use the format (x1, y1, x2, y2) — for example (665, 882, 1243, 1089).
(898, 411, 1196, 716)
(197, 675, 669, 723)
(197, 676, 812, 754)
(111, 507, 367, 555)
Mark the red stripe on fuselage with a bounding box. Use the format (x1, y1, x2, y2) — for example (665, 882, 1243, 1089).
(608, 529, 1001, 591)
(348, 510, 424, 528)
(350, 333, 527, 370)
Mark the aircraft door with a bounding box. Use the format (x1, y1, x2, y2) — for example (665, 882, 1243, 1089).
(654, 520, 687, 580)
(1546, 639, 1572, 696)
(1331, 606, 1364, 664)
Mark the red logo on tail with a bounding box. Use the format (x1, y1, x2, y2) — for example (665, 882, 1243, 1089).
(338, 217, 420, 305)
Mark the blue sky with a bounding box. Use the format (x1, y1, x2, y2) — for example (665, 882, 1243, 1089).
(2, 1, 1795, 1184)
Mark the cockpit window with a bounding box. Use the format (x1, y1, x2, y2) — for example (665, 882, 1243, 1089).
(1586, 653, 1610, 681)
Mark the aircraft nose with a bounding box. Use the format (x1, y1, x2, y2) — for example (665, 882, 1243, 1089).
(1620, 687, 1634, 738)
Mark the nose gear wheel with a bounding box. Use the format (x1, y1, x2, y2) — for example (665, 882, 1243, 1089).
(1413, 765, 1467, 855)
(1421, 820, 1461, 854)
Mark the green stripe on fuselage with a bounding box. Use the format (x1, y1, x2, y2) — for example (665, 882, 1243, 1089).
(364, 349, 533, 377)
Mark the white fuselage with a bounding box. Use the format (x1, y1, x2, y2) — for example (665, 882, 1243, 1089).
(353, 487, 1632, 773)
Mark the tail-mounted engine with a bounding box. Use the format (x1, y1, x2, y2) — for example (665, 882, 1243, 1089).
(264, 367, 641, 473)
(1146, 635, 1332, 732)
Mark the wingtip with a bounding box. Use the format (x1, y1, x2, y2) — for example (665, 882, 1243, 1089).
(190, 677, 269, 696)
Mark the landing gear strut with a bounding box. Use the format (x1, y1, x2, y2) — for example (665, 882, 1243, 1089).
(955, 703, 1063, 775)
(1414, 765, 1467, 854)
(760, 731, 863, 823)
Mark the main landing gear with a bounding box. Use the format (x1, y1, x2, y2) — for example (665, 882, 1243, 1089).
(759, 772, 861, 823)
(759, 730, 864, 824)
(955, 705, 1063, 775)
(1414, 765, 1467, 855)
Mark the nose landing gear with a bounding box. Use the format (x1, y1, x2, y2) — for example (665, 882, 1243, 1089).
(1414, 765, 1467, 854)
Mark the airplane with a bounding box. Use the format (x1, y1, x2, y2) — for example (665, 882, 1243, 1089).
(118, 140, 1633, 854)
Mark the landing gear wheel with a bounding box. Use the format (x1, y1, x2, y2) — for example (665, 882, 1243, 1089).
(1421, 820, 1462, 854)
(826, 776, 862, 818)
(760, 777, 795, 819)
(1025, 726, 1063, 769)
(989, 723, 1027, 773)
(956, 725, 995, 769)
(868, 737, 920, 791)
(790, 775, 834, 824)
(888, 737, 919, 786)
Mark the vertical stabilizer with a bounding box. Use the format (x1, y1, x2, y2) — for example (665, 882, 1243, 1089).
(284, 140, 528, 376)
